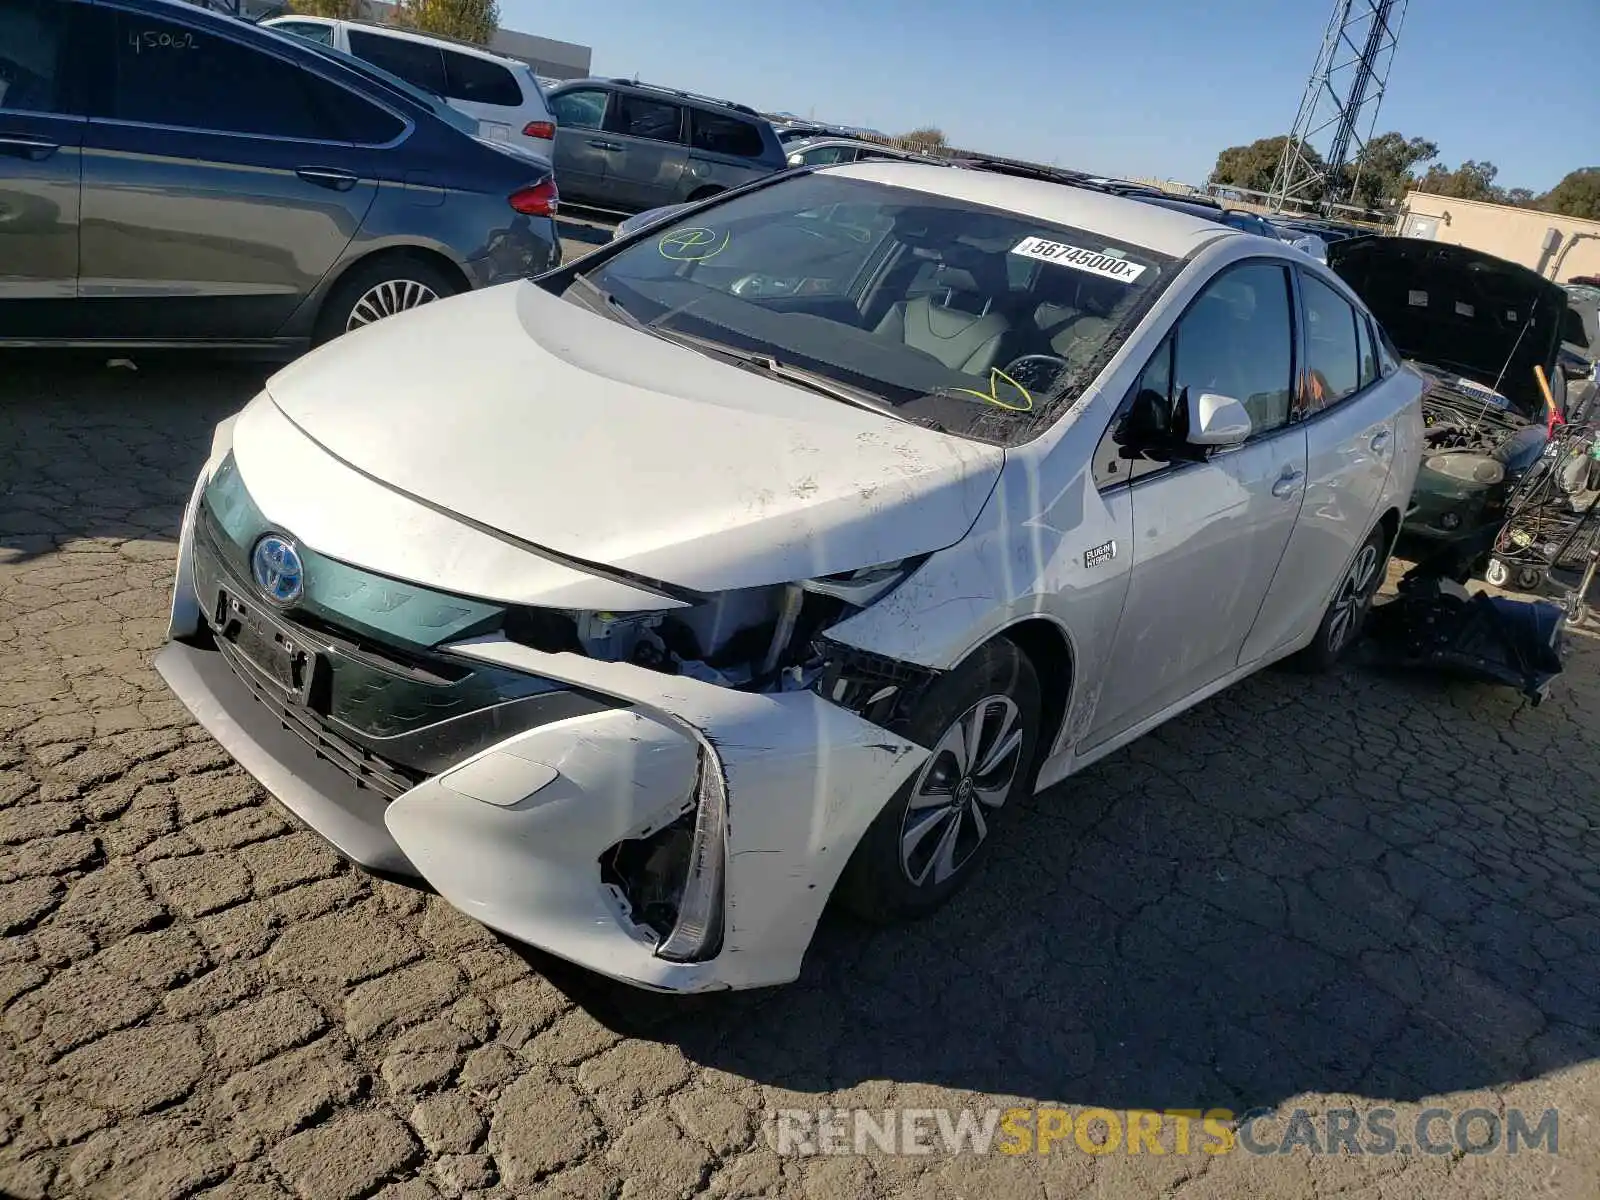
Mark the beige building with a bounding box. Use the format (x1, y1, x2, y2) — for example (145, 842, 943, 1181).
(1394, 192, 1600, 282)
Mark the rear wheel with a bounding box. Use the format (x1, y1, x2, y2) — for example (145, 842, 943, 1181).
(314, 255, 460, 345)
(1484, 557, 1511, 588)
(837, 639, 1042, 922)
(1299, 525, 1388, 671)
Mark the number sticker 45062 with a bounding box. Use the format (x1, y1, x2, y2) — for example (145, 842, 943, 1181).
(129, 29, 199, 54)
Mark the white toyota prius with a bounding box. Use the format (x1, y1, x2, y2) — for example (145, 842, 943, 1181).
(158, 163, 1424, 992)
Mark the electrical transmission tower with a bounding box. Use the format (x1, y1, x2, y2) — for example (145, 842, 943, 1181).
(1268, 0, 1408, 214)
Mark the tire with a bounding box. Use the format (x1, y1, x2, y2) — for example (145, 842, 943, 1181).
(314, 255, 460, 346)
(836, 639, 1042, 923)
(1298, 524, 1389, 671)
(1484, 557, 1511, 588)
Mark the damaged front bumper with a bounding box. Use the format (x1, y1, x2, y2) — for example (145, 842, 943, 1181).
(157, 482, 930, 993)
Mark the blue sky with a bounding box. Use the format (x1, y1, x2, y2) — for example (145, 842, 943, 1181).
(504, 0, 1595, 194)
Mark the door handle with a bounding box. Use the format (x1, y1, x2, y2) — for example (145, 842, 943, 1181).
(1271, 468, 1304, 499)
(1370, 430, 1392, 453)
(295, 167, 359, 192)
(587, 138, 622, 151)
(0, 135, 60, 161)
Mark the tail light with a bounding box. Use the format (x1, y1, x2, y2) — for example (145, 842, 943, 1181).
(509, 178, 558, 217)
(522, 120, 556, 140)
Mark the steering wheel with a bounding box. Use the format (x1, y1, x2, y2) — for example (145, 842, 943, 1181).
(1002, 354, 1069, 393)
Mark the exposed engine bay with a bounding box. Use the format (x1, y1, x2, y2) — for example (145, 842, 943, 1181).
(1418, 367, 1548, 495)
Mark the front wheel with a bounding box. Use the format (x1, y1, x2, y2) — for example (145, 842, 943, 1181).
(836, 639, 1042, 922)
(1484, 557, 1511, 588)
(1298, 525, 1388, 671)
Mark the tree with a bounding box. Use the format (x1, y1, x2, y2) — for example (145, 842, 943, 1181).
(1210, 135, 1319, 196)
(1542, 168, 1600, 221)
(1344, 131, 1438, 208)
(287, 0, 361, 15)
(895, 127, 947, 152)
(1504, 187, 1539, 208)
(1415, 159, 1501, 202)
(393, 0, 499, 45)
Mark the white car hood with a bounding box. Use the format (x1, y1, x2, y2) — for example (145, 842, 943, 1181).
(262, 281, 1004, 595)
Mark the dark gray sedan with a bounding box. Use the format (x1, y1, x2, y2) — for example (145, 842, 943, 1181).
(0, 0, 560, 352)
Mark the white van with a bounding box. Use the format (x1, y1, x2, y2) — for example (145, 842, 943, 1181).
(262, 17, 557, 162)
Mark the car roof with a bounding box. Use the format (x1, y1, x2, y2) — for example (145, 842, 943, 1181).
(825, 161, 1239, 257)
(789, 137, 917, 154)
(553, 77, 760, 117)
(271, 16, 530, 68)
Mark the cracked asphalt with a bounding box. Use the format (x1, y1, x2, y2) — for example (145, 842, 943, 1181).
(2, 334, 1599, 1200)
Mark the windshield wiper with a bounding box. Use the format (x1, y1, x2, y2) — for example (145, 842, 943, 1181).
(646, 329, 907, 419)
(568, 279, 912, 422)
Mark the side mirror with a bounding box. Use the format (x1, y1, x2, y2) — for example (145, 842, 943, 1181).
(787, 153, 805, 168)
(1186, 391, 1252, 447)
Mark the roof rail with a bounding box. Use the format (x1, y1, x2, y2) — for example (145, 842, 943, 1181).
(607, 78, 758, 116)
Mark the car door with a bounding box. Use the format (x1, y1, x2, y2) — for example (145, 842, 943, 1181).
(1238, 269, 1397, 662)
(76, 4, 377, 341)
(1083, 259, 1307, 747)
(547, 86, 613, 203)
(600, 92, 688, 208)
(0, 0, 84, 338)
(683, 108, 771, 195)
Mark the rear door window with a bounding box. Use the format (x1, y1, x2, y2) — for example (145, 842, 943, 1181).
(549, 86, 606, 129)
(441, 49, 521, 107)
(0, 0, 69, 114)
(690, 110, 765, 159)
(1300, 273, 1363, 413)
(347, 29, 445, 95)
(105, 10, 344, 141)
(606, 93, 682, 143)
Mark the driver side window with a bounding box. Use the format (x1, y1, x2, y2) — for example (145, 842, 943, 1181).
(1093, 261, 1295, 490)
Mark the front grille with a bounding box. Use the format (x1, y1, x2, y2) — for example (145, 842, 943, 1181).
(217, 637, 423, 801)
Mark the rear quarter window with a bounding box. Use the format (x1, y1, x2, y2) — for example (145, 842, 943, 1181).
(690, 110, 766, 159)
(442, 49, 521, 107)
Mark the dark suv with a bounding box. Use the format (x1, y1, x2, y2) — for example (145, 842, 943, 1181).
(544, 78, 788, 213)
(0, 0, 560, 351)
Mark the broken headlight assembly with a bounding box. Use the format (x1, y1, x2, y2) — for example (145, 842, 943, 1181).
(505, 557, 929, 692)
(601, 740, 728, 963)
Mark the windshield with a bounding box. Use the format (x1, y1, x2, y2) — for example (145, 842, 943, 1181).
(570, 172, 1178, 444)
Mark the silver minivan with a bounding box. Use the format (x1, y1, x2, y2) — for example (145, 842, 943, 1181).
(543, 78, 788, 212)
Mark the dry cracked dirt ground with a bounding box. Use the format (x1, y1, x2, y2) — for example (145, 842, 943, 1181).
(2, 348, 1599, 1200)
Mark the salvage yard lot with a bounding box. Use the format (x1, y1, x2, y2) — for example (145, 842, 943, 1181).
(3, 323, 1600, 1195)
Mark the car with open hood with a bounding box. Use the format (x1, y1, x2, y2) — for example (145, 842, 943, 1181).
(157, 162, 1423, 992)
(1329, 237, 1574, 543)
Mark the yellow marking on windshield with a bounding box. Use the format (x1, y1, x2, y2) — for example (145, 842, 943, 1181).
(948, 368, 1034, 412)
(658, 227, 730, 261)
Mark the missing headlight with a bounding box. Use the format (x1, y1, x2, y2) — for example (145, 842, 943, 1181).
(812, 639, 940, 730)
(599, 743, 727, 962)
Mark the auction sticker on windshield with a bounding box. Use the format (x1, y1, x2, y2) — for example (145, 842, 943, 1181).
(1010, 237, 1147, 283)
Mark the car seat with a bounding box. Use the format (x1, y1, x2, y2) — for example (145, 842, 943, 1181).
(875, 252, 1013, 375)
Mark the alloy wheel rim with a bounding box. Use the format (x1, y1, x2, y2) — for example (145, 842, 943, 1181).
(899, 695, 1024, 887)
(346, 279, 440, 330)
(1327, 542, 1381, 654)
